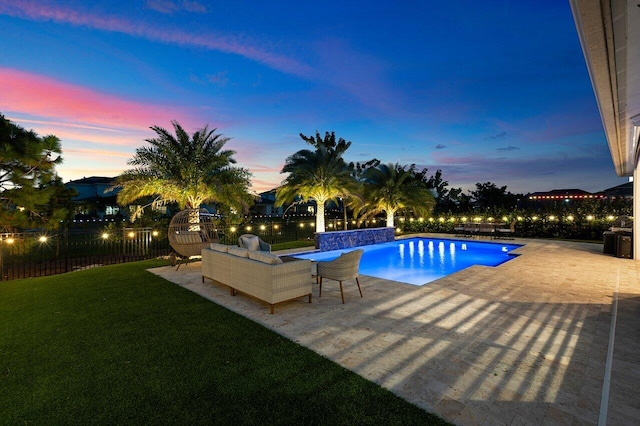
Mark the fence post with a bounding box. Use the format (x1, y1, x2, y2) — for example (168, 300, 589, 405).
(64, 225, 69, 273)
(0, 243, 3, 282)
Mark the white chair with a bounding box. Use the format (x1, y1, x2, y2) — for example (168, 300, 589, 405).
(316, 249, 364, 304)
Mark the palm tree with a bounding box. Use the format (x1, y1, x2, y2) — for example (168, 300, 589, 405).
(275, 131, 358, 233)
(114, 120, 253, 220)
(358, 163, 435, 227)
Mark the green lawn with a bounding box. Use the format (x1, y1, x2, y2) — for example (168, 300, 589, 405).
(0, 260, 448, 425)
(271, 240, 316, 251)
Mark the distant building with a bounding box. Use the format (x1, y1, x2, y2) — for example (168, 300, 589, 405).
(65, 176, 122, 220)
(601, 181, 633, 199)
(528, 189, 606, 210)
(528, 184, 633, 210)
(250, 189, 284, 217)
(250, 189, 317, 218)
(529, 188, 605, 201)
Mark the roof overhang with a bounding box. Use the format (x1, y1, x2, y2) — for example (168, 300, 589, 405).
(569, 0, 640, 176)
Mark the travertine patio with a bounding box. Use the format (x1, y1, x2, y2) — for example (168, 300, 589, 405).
(150, 235, 640, 425)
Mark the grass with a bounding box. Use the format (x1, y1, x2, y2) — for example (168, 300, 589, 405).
(1, 260, 448, 425)
(271, 240, 316, 251)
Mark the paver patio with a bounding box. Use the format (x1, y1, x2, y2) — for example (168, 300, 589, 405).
(150, 234, 640, 425)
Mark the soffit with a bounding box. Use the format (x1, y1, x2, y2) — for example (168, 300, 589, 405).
(570, 0, 640, 176)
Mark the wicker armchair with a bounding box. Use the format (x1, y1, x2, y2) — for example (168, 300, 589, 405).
(316, 249, 364, 304)
(238, 234, 271, 252)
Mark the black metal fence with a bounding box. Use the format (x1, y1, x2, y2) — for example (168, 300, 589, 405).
(0, 225, 171, 281)
(0, 211, 620, 282)
(0, 216, 374, 281)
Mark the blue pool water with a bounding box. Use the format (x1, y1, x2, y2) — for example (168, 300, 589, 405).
(292, 237, 522, 286)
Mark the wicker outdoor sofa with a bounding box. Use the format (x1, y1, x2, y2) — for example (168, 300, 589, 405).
(201, 243, 313, 314)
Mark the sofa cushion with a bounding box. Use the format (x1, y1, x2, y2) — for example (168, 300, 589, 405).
(228, 246, 250, 258)
(248, 250, 283, 265)
(240, 235, 260, 251)
(210, 243, 229, 253)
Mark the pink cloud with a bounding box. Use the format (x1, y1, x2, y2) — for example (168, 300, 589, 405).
(0, 1, 314, 79)
(0, 67, 197, 131)
(145, 0, 207, 14)
(63, 147, 132, 158)
(249, 176, 281, 193)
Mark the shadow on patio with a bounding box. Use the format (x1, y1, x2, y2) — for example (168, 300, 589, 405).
(151, 237, 639, 425)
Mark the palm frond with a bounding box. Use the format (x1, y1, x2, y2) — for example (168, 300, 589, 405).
(115, 121, 252, 214)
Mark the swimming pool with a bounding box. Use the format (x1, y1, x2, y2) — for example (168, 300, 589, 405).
(292, 237, 522, 285)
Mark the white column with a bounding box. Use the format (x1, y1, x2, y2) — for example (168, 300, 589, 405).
(635, 170, 640, 260)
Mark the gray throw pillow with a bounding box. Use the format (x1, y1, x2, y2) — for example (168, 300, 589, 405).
(240, 235, 260, 251)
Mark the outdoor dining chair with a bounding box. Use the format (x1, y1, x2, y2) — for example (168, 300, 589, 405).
(316, 249, 364, 304)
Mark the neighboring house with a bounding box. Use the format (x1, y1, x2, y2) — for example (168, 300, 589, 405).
(528, 189, 606, 209)
(602, 181, 633, 199)
(528, 185, 634, 210)
(250, 189, 283, 217)
(249, 189, 316, 218)
(65, 176, 123, 220)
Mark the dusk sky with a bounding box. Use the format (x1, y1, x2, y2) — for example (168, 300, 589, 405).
(0, 0, 628, 195)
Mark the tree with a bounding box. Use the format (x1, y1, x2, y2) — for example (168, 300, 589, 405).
(0, 114, 71, 230)
(114, 121, 253, 220)
(276, 131, 358, 233)
(471, 182, 521, 211)
(358, 163, 436, 227)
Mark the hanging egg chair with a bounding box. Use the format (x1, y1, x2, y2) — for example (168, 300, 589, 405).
(168, 208, 220, 269)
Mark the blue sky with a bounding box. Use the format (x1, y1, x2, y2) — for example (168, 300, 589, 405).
(0, 0, 626, 194)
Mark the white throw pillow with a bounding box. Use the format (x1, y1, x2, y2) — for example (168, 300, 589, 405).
(228, 246, 250, 258)
(248, 250, 283, 264)
(210, 243, 229, 253)
(240, 235, 260, 251)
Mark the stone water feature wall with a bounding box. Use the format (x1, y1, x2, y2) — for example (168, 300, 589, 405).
(315, 227, 395, 251)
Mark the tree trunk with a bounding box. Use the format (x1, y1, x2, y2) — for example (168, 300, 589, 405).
(316, 202, 326, 233)
(343, 199, 348, 230)
(386, 211, 394, 228)
(188, 208, 201, 232)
